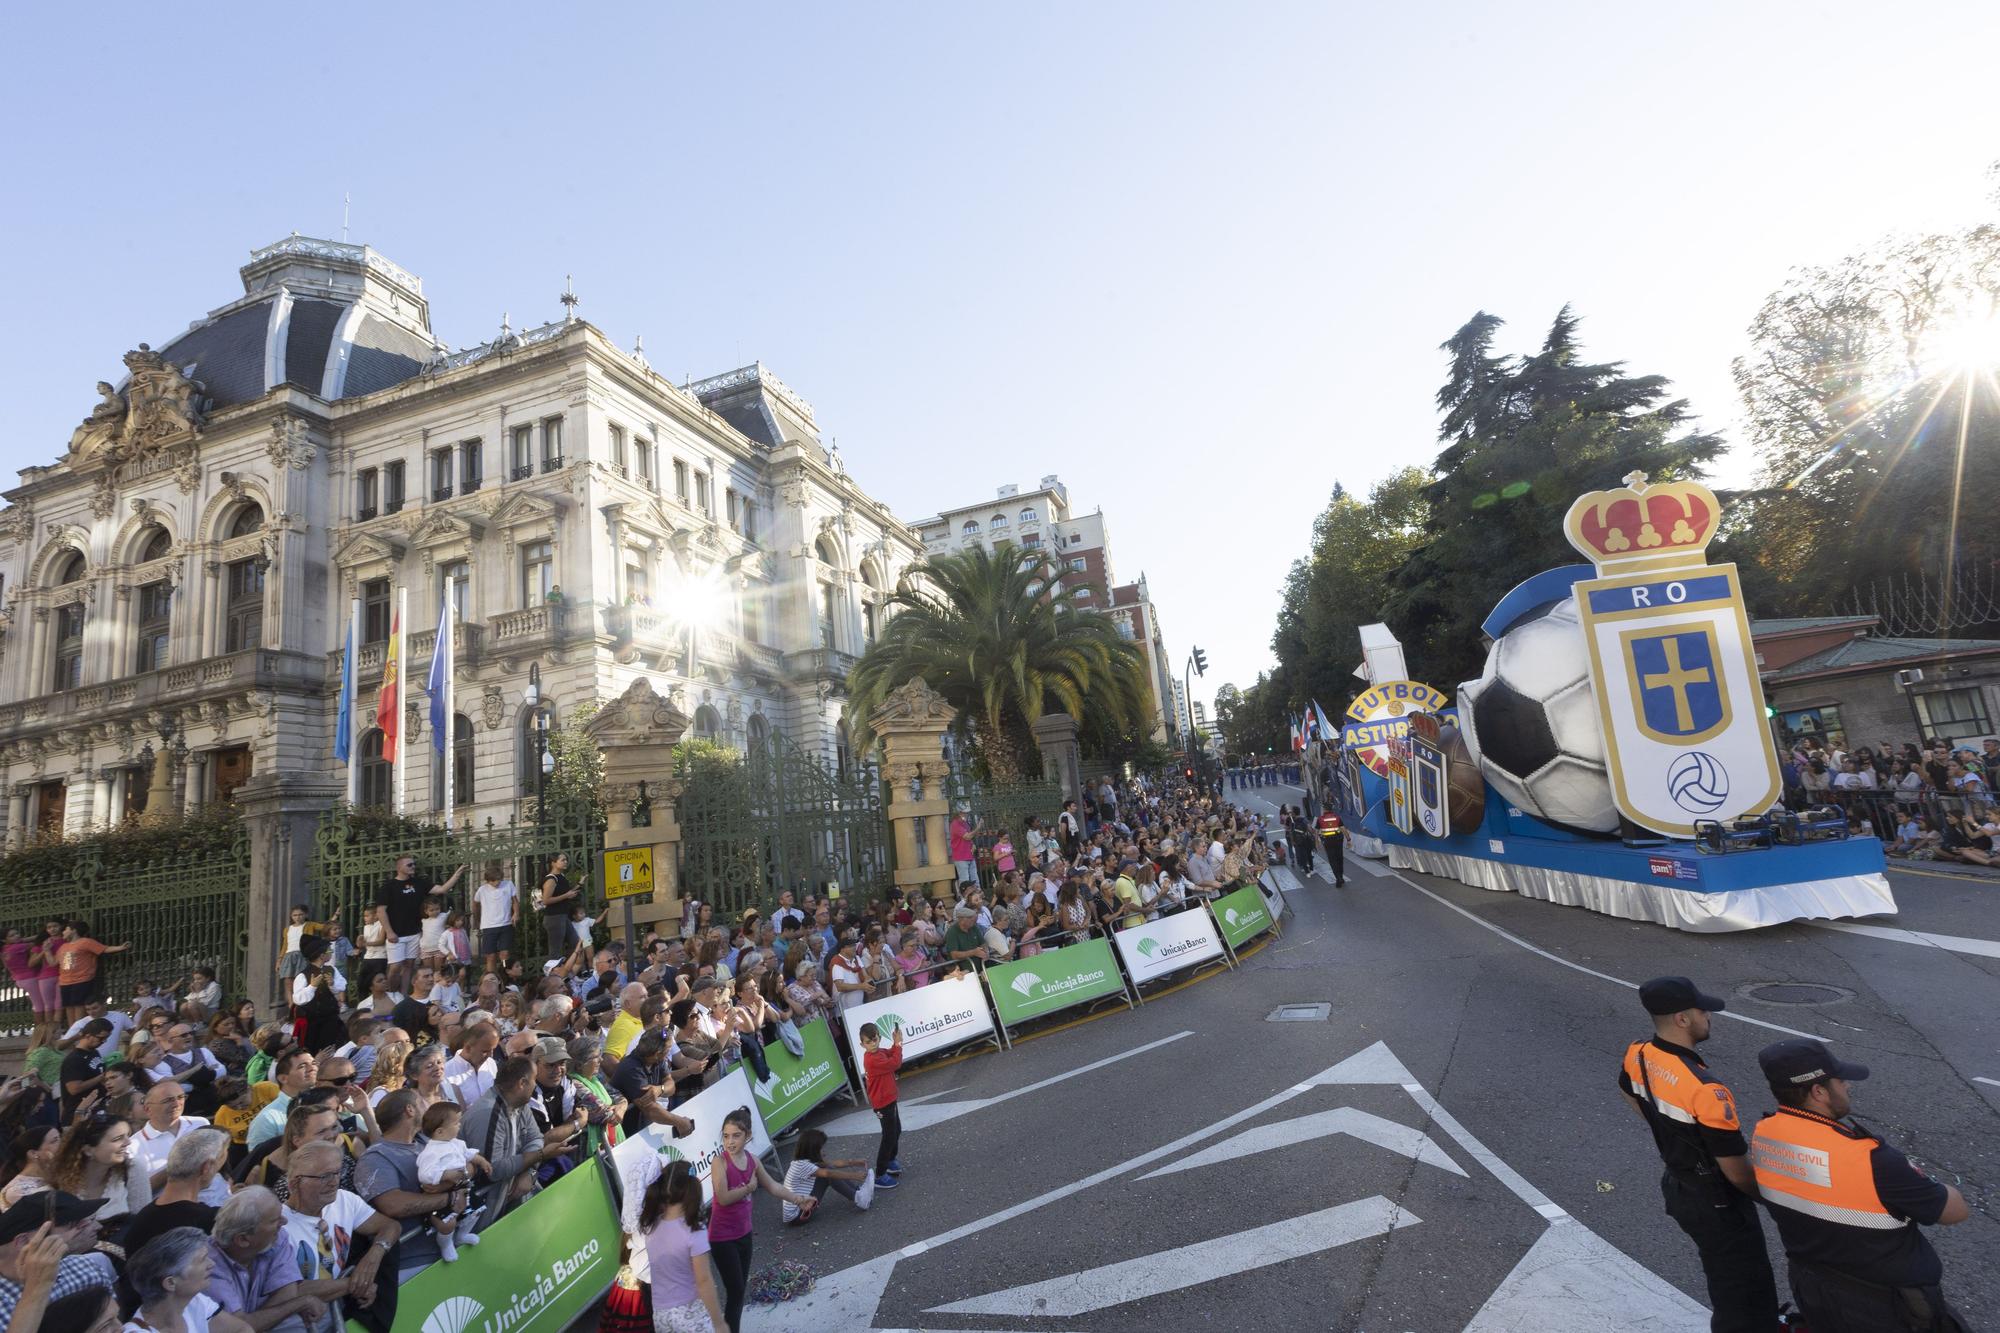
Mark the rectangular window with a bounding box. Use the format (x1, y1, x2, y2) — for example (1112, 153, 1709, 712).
(356, 468, 379, 521)
(136, 581, 173, 673)
(511, 425, 535, 481)
(726, 488, 739, 530)
(52, 603, 85, 692)
(864, 602, 878, 644)
(1069, 557, 1087, 572)
(362, 578, 392, 644)
(674, 460, 688, 502)
(430, 447, 453, 502)
(741, 595, 761, 645)
(610, 425, 628, 476)
(695, 473, 710, 514)
(1917, 688, 1992, 743)
(636, 439, 654, 488)
(441, 560, 470, 622)
(224, 558, 265, 652)
(625, 562, 651, 605)
(384, 460, 406, 513)
(460, 439, 483, 493)
(540, 417, 564, 472)
(521, 541, 554, 607)
(820, 582, 836, 650)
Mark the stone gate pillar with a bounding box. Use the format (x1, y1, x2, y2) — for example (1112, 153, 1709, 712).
(1031, 711, 1083, 806)
(871, 678, 958, 903)
(236, 772, 341, 1017)
(584, 678, 691, 948)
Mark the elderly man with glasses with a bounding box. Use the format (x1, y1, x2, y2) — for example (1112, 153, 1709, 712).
(278, 1140, 401, 1333)
(205, 1185, 349, 1333)
(133, 1083, 232, 1205)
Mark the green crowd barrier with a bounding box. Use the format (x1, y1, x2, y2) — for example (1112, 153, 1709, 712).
(350, 1156, 622, 1333)
(1211, 882, 1277, 952)
(985, 935, 1132, 1031)
(752, 1016, 850, 1136)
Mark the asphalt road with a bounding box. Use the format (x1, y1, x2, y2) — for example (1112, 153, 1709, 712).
(738, 784, 2000, 1332)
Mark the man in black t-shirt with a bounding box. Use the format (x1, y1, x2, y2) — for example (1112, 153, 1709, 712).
(539, 852, 580, 964)
(608, 1031, 692, 1140)
(376, 856, 467, 993)
(58, 1018, 112, 1121)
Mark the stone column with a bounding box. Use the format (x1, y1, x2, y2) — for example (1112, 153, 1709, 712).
(234, 773, 342, 1017)
(108, 769, 127, 826)
(584, 678, 691, 944)
(89, 770, 111, 831)
(871, 677, 958, 903)
(6, 785, 29, 850)
(184, 752, 209, 813)
(1031, 712, 1083, 806)
(143, 743, 174, 826)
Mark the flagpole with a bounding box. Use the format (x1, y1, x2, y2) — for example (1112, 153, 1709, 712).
(393, 586, 407, 817)
(443, 579, 456, 829)
(344, 598, 360, 806)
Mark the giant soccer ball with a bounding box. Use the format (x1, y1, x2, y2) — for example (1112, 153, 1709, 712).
(1457, 594, 1619, 835)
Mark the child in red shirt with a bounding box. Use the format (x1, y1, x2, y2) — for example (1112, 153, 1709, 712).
(859, 1021, 903, 1188)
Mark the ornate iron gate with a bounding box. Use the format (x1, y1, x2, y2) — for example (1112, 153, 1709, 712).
(678, 734, 890, 918)
(943, 767, 1065, 882)
(308, 797, 602, 938)
(0, 830, 250, 1028)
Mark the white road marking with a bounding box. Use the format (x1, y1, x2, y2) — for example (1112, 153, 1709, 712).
(812, 1030, 1195, 1138)
(1350, 853, 1391, 878)
(1463, 1217, 1707, 1331)
(1811, 920, 2000, 960)
(1389, 870, 1823, 1041)
(1975, 1076, 2000, 1088)
(1401, 1081, 1567, 1220)
(929, 1195, 1421, 1317)
(1138, 1105, 1465, 1180)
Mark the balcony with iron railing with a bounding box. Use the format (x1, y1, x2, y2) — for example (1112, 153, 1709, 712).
(0, 648, 327, 741)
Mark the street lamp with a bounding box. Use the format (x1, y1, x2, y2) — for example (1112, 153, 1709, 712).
(1185, 646, 1208, 775)
(526, 662, 551, 821)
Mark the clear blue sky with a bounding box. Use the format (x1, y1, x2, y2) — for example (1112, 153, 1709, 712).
(4, 3, 1996, 717)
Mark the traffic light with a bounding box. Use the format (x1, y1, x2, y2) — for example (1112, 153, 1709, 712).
(1192, 647, 1208, 676)
(1184, 765, 1194, 780)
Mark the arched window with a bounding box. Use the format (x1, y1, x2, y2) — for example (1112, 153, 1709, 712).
(431, 714, 475, 808)
(693, 704, 721, 740)
(138, 527, 172, 563)
(815, 535, 840, 568)
(51, 551, 86, 691)
(961, 519, 980, 537)
(990, 511, 1009, 530)
(746, 713, 770, 750)
(224, 555, 264, 652)
(136, 577, 172, 673)
(519, 706, 554, 795)
(226, 504, 265, 539)
(1019, 507, 1038, 525)
(358, 729, 391, 809)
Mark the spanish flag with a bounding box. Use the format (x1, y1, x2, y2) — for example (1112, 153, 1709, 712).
(378, 601, 401, 762)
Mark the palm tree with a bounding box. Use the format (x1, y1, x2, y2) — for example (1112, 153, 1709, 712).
(847, 542, 1154, 781)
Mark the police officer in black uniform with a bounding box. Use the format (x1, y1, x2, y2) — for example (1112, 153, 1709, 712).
(1618, 977, 1781, 1333)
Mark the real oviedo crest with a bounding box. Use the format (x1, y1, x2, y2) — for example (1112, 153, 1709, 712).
(1565, 472, 1781, 837)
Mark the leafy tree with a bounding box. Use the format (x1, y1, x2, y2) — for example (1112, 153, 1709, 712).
(1225, 673, 1295, 758)
(1212, 682, 1242, 735)
(1385, 307, 1724, 687)
(1731, 221, 2000, 619)
(846, 542, 1153, 781)
(541, 700, 606, 826)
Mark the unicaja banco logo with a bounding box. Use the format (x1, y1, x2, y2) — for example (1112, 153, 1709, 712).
(422, 1296, 485, 1333)
(655, 1143, 686, 1165)
(876, 1013, 904, 1032)
(1136, 938, 1160, 958)
(1223, 909, 1240, 926)
(1010, 973, 1040, 997)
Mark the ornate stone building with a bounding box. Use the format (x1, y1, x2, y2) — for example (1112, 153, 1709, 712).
(0, 234, 923, 846)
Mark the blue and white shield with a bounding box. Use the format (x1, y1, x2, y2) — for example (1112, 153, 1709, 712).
(1411, 736, 1448, 838)
(1575, 563, 1782, 837)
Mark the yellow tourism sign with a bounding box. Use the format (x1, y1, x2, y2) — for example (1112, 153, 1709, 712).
(604, 846, 655, 901)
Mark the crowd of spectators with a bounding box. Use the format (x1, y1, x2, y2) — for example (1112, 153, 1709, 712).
(0, 767, 1289, 1332)
(1781, 732, 2000, 864)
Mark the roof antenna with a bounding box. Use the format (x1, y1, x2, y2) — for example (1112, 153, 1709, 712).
(341, 192, 350, 243)
(560, 274, 579, 323)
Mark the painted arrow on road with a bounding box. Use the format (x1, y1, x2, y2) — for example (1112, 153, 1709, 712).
(1137, 1104, 1465, 1180)
(929, 1194, 1420, 1318)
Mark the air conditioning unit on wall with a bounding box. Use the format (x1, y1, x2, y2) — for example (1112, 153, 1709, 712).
(1896, 668, 1925, 689)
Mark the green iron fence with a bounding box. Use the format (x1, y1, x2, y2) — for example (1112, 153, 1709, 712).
(943, 765, 1065, 885)
(0, 830, 250, 1027)
(308, 797, 602, 938)
(678, 733, 891, 919)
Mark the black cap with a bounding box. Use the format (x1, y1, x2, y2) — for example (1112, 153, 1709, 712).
(1758, 1039, 1869, 1090)
(0, 1191, 100, 1244)
(1639, 976, 1726, 1016)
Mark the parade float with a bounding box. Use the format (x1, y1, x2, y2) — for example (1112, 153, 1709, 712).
(1335, 472, 1895, 931)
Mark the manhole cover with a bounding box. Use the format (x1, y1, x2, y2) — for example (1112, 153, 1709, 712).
(1267, 1003, 1332, 1022)
(1737, 981, 1855, 1008)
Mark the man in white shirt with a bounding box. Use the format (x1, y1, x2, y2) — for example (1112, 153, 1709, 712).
(132, 1081, 233, 1205)
(280, 1140, 401, 1332)
(1831, 760, 1875, 791)
(60, 999, 133, 1052)
(445, 1022, 501, 1109)
(474, 867, 519, 973)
